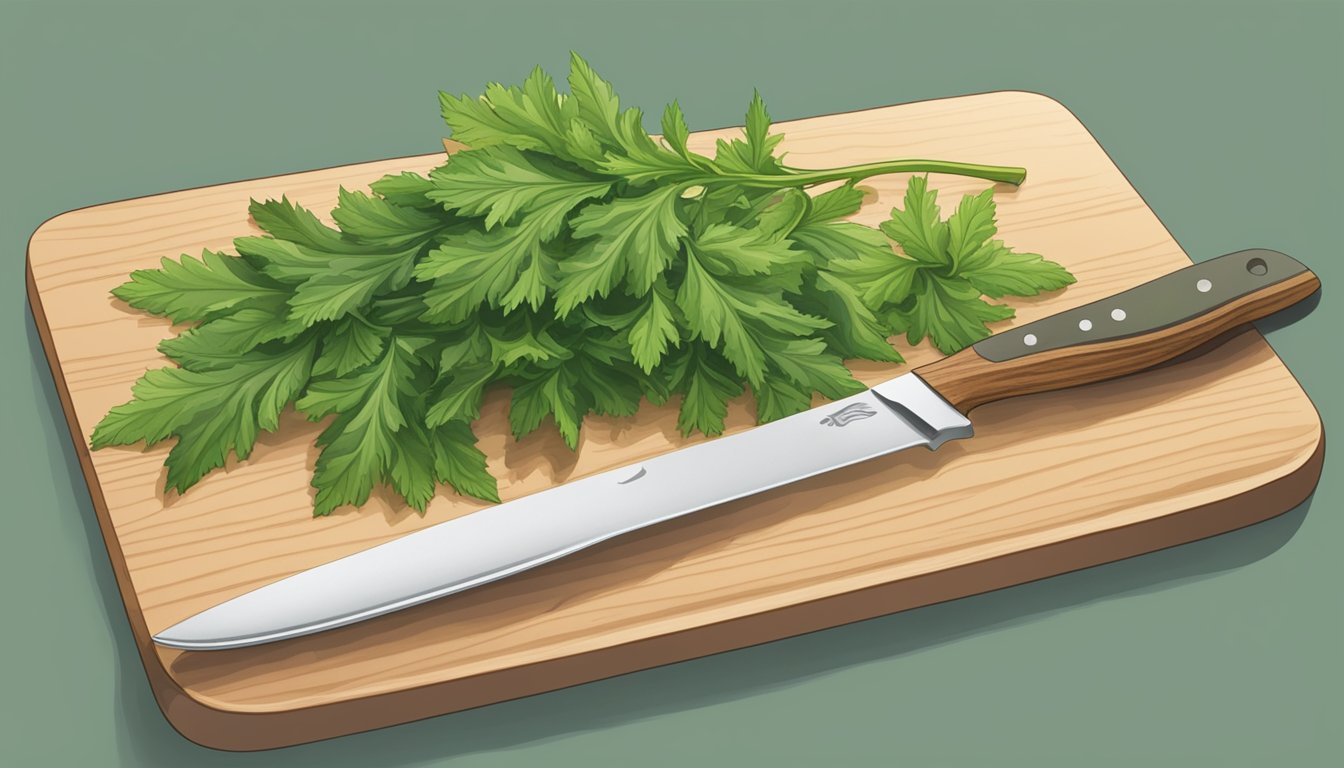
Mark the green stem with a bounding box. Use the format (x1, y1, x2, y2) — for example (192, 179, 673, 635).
(703, 159, 1028, 188)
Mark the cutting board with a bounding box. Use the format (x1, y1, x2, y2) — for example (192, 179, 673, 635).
(27, 90, 1323, 751)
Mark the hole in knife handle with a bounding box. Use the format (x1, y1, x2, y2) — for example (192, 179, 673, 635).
(1247, 257, 1269, 276)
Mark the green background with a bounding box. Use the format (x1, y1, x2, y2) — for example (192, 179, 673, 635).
(3, 0, 1340, 764)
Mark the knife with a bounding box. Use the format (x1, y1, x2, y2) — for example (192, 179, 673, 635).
(154, 248, 1319, 650)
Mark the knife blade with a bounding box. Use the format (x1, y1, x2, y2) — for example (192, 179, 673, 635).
(154, 248, 1319, 650)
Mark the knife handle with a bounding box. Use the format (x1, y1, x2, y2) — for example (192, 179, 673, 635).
(913, 249, 1320, 414)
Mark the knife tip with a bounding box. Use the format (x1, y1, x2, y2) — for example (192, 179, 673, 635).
(152, 620, 243, 651)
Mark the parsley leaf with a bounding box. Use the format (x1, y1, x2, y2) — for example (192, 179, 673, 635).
(959, 240, 1076, 298)
(879, 175, 950, 266)
(414, 217, 560, 322)
(111, 249, 289, 324)
(438, 66, 576, 161)
(431, 421, 500, 503)
(676, 241, 828, 387)
(555, 185, 688, 312)
(840, 175, 1075, 354)
(284, 240, 424, 326)
(299, 336, 498, 514)
(92, 340, 316, 493)
(331, 188, 448, 246)
(158, 302, 305, 371)
(627, 278, 680, 373)
(427, 146, 610, 232)
(714, 91, 785, 175)
(312, 315, 389, 378)
(667, 343, 743, 437)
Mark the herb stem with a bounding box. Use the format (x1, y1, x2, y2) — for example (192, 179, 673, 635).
(705, 159, 1028, 188)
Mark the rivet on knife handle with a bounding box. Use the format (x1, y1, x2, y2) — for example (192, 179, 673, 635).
(913, 249, 1320, 414)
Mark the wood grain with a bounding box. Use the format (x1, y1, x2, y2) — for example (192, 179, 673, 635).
(916, 270, 1322, 413)
(26, 91, 1323, 750)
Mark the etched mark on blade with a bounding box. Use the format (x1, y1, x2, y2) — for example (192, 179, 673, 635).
(617, 467, 648, 484)
(819, 403, 878, 427)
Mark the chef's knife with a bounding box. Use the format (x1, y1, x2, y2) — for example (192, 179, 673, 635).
(155, 248, 1319, 650)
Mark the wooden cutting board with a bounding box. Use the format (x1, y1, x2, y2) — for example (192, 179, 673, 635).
(27, 90, 1323, 751)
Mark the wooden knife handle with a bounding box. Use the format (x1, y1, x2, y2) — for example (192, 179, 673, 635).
(914, 249, 1320, 414)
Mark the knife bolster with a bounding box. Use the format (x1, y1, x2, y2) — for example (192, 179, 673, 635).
(912, 249, 1320, 414)
(870, 373, 975, 450)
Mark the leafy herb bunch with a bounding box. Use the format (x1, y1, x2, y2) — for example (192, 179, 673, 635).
(92, 53, 1073, 515)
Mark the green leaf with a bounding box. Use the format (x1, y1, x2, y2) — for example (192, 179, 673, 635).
(501, 328, 645, 447)
(427, 146, 610, 232)
(415, 216, 559, 322)
(860, 177, 1073, 356)
(369, 293, 432, 326)
(431, 421, 500, 503)
(575, 356, 644, 418)
(562, 119, 608, 167)
(567, 52, 623, 149)
(560, 54, 702, 183)
(804, 271, 902, 363)
(879, 175, 949, 266)
(481, 66, 574, 157)
(509, 365, 583, 448)
(714, 91, 784, 174)
(945, 187, 997, 271)
(331, 187, 448, 246)
(754, 189, 810, 241)
(689, 222, 803, 277)
(385, 420, 436, 511)
(895, 276, 1016, 355)
(159, 301, 306, 371)
(627, 279, 680, 373)
(761, 335, 865, 400)
(369, 171, 439, 209)
(483, 316, 572, 367)
(810, 222, 923, 306)
(556, 185, 687, 312)
(248, 197, 350, 252)
(802, 184, 866, 225)
(312, 315, 389, 377)
(92, 340, 315, 494)
(165, 345, 314, 494)
(439, 65, 573, 160)
(790, 221, 892, 266)
(751, 376, 813, 424)
(669, 344, 743, 437)
(744, 90, 781, 171)
(661, 101, 691, 159)
(436, 323, 491, 371)
(690, 184, 753, 229)
(958, 240, 1076, 298)
(594, 111, 702, 185)
(242, 189, 446, 326)
(233, 237, 332, 284)
(676, 250, 828, 387)
(112, 250, 289, 324)
(285, 241, 423, 326)
(300, 338, 424, 515)
(425, 362, 497, 427)
(578, 293, 644, 331)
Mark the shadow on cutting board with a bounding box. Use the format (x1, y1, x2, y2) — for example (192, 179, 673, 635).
(28, 314, 1313, 766)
